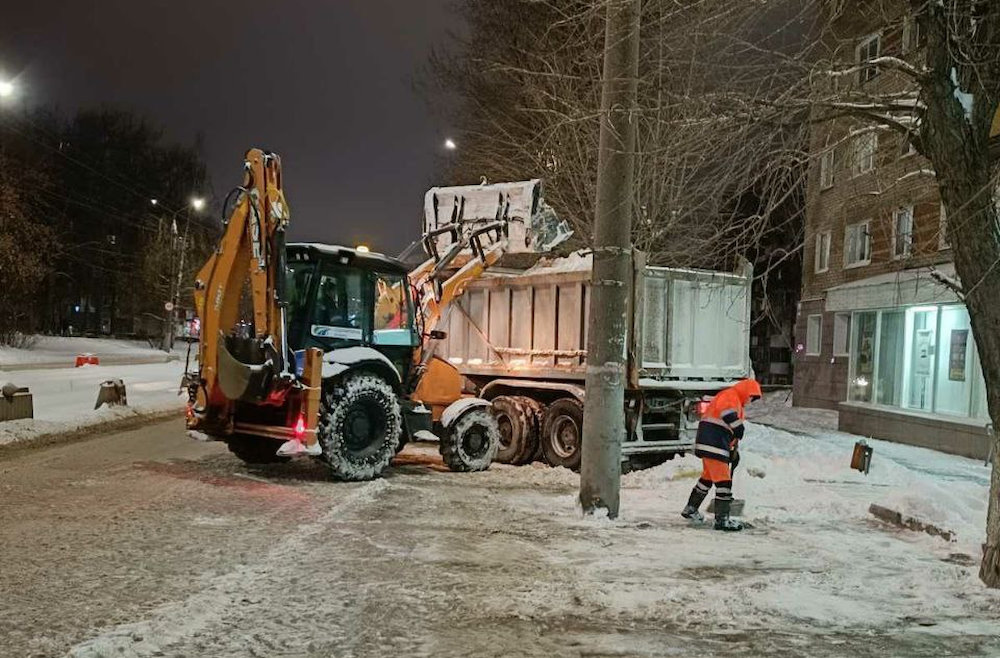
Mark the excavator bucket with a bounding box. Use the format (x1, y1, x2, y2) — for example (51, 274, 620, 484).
(217, 334, 275, 402)
(423, 180, 572, 256)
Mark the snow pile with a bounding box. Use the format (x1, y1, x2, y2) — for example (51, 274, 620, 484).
(0, 361, 186, 448)
(0, 335, 181, 369)
(522, 249, 592, 275)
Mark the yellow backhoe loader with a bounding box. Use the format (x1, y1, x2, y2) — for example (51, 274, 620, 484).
(185, 148, 570, 480)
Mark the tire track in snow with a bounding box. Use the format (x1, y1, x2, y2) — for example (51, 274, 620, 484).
(65, 478, 391, 658)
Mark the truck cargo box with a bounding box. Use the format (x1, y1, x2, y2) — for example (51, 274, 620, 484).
(435, 256, 751, 388)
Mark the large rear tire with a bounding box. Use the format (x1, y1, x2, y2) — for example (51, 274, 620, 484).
(225, 435, 291, 465)
(440, 408, 499, 472)
(318, 372, 402, 481)
(540, 398, 584, 471)
(492, 396, 539, 465)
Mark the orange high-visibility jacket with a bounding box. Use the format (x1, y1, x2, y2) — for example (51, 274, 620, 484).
(694, 379, 762, 463)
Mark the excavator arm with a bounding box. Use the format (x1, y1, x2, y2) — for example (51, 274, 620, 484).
(190, 149, 295, 424)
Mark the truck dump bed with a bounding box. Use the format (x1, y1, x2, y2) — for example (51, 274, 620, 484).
(435, 256, 751, 387)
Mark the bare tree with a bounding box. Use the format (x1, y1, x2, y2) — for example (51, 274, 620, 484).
(0, 153, 59, 344)
(425, 0, 815, 271)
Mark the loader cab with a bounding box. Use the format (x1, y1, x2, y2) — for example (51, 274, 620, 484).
(285, 243, 419, 380)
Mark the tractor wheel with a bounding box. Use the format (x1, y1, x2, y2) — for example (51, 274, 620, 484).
(225, 435, 291, 465)
(318, 372, 402, 481)
(540, 398, 584, 471)
(492, 396, 539, 465)
(440, 407, 499, 472)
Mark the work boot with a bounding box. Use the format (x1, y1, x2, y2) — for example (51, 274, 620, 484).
(681, 485, 708, 523)
(713, 498, 744, 532)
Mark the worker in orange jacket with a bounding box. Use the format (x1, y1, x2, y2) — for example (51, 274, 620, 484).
(681, 378, 762, 531)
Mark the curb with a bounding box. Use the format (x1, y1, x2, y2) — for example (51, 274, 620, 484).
(0, 407, 184, 460)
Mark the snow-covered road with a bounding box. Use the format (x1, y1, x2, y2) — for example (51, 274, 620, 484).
(1, 399, 998, 657)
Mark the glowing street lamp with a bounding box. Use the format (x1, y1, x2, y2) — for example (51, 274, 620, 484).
(190, 197, 206, 212)
(444, 138, 457, 151)
(0, 80, 14, 98)
(150, 198, 159, 206)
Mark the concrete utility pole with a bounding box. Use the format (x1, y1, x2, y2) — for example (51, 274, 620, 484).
(579, 0, 641, 518)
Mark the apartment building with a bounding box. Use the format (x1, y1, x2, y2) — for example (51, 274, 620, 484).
(793, 3, 994, 459)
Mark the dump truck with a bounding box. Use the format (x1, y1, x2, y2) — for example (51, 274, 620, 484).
(431, 252, 753, 470)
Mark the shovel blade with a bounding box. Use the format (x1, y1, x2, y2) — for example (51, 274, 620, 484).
(707, 498, 745, 517)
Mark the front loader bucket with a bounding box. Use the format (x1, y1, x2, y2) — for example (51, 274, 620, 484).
(423, 180, 572, 256)
(217, 335, 274, 402)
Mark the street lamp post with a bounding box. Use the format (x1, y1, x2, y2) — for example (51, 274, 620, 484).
(161, 197, 205, 351)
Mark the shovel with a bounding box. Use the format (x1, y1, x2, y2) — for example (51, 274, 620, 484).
(707, 499, 745, 517)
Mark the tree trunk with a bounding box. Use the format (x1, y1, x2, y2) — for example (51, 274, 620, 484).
(918, 2, 1000, 586)
(579, 0, 641, 518)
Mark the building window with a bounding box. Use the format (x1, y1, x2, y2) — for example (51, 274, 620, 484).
(939, 201, 949, 250)
(834, 312, 851, 356)
(856, 33, 881, 83)
(852, 132, 878, 176)
(847, 305, 987, 420)
(806, 314, 822, 355)
(820, 149, 835, 189)
(815, 231, 831, 273)
(849, 311, 877, 403)
(892, 206, 914, 260)
(900, 135, 917, 158)
(902, 17, 925, 54)
(844, 220, 872, 268)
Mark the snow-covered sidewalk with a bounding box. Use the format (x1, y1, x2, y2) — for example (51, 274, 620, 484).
(0, 336, 183, 370)
(460, 401, 1000, 648)
(0, 361, 187, 449)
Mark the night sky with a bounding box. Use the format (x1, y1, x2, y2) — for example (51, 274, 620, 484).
(1, 0, 463, 254)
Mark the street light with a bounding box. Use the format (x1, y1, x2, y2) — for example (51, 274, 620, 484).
(161, 195, 207, 351)
(0, 80, 14, 98)
(150, 198, 158, 206)
(444, 138, 457, 151)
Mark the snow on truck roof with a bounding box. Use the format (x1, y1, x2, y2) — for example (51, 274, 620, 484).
(286, 242, 409, 274)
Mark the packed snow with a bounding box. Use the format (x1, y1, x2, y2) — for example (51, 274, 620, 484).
(522, 249, 592, 275)
(0, 361, 187, 448)
(41, 395, 1000, 656)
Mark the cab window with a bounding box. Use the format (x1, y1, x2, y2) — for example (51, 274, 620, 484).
(311, 268, 365, 340)
(374, 273, 410, 330)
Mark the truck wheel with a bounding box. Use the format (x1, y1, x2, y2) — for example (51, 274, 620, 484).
(517, 396, 546, 464)
(318, 372, 402, 481)
(225, 435, 291, 465)
(492, 396, 539, 465)
(440, 408, 499, 472)
(541, 398, 584, 471)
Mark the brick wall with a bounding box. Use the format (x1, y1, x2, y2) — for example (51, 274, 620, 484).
(795, 0, 955, 409)
(792, 300, 849, 409)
